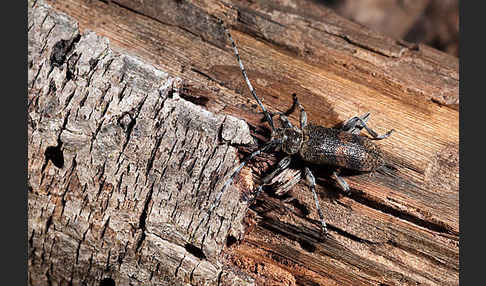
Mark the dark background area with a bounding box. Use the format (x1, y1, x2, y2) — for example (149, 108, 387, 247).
(321, 0, 459, 57)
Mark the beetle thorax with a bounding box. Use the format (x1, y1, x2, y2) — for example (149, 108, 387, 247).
(274, 127, 303, 155)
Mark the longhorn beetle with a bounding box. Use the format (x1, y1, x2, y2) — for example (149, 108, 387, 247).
(194, 24, 394, 236)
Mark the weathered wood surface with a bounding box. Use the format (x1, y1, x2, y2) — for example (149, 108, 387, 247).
(28, 0, 459, 285)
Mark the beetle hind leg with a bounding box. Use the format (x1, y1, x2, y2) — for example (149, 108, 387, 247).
(342, 112, 394, 139)
(342, 112, 370, 134)
(304, 167, 328, 235)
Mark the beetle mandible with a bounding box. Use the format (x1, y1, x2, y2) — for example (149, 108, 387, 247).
(194, 23, 394, 236)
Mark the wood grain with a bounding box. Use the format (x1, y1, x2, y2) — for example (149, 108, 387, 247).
(28, 0, 459, 285)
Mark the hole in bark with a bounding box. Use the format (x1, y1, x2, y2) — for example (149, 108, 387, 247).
(298, 239, 316, 253)
(99, 278, 115, 286)
(50, 39, 70, 67)
(226, 235, 237, 248)
(50, 35, 81, 68)
(184, 243, 206, 260)
(44, 144, 64, 168)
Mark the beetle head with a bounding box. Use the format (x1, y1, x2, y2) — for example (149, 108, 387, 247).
(274, 127, 303, 155)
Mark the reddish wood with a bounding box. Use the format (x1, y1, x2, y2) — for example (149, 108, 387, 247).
(29, 0, 459, 285)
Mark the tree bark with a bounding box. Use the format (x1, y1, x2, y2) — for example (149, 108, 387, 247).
(28, 0, 459, 285)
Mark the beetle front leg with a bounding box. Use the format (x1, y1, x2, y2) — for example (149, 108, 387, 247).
(292, 93, 307, 129)
(262, 95, 299, 123)
(304, 167, 328, 235)
(278, 115, 294, 129)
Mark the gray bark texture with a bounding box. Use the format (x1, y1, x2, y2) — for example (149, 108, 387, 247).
(28, 0, 459, 285)
(28, 2, 253, 285)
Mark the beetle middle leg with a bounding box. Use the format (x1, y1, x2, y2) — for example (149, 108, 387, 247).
(332, 113, 385, 192)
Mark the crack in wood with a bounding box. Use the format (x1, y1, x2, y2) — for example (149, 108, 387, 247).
(29, 1, 458, 284)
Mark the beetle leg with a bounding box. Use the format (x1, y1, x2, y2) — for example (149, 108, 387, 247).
(342, 113, 394, 139)
(278, 114, 294, 128)
(359, 119, 394, 140)
(304, 167, 328, 235)
(244, 155, 292, 203)
(292, 93, 307, 129)
(341, 112, 370, 134)
(332, 170, 350, 192)
(192, 140, 279, 238)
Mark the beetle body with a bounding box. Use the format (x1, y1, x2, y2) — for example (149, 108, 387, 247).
(299, 125, 384, 171)
(275, 125, 385, 172)
(192, 25, 394, 237)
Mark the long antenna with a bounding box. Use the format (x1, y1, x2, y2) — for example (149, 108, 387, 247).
(224, 25, 276, 132)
